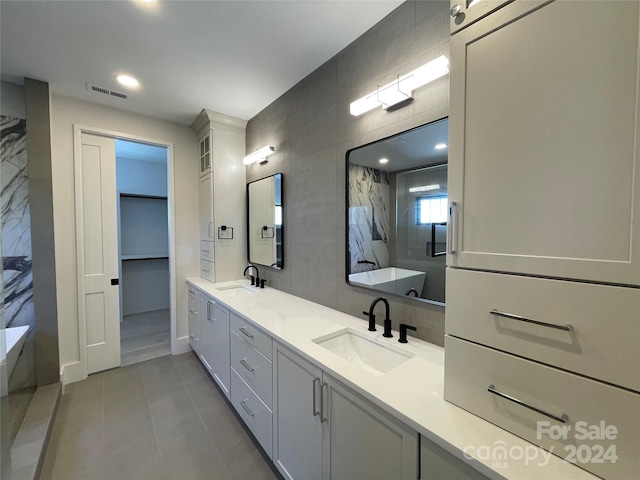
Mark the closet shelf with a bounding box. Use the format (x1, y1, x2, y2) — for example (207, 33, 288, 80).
(121, 253, 169, 261)
(120, 192, 168, 200)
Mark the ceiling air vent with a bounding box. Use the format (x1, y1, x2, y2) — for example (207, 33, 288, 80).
(85, 83, 128, 100)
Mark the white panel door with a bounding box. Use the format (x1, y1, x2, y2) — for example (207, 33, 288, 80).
(448, 0, 640, 286)
(80, 133, 120, 374)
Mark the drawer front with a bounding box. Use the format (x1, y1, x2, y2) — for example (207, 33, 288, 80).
(444, 336, 640, 480)
(446, 268, 640, 391)
(200, 260, 215, 282)
(230, 311, 272, 360)
(230, 330, 272, 409)
(188, 287, 199, 312)
(230, 369, 273, 458)
(200, 240, 214, 262)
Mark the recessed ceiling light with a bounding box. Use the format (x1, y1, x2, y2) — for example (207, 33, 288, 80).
(435, 143, 447, 150)
(379, 158, 389, 164)
(115, 74, 139, 88)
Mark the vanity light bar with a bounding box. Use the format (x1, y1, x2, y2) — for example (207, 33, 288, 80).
(243, 145, 275, 165)
(350, 56, 449, 117)
(409, 184, 440, 193)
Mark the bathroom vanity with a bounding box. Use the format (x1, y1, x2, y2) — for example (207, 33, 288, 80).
(187, 278, 596, 480)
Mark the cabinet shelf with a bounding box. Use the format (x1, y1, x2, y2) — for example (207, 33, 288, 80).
(121, 254, 168, 261)
(120, 192, 167, 200)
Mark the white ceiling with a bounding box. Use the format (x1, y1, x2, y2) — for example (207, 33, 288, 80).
(0, 0, 404, 125)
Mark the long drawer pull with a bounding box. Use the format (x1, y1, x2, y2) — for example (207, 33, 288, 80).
(239, 327, 254, 338)
(489, 309, 572, 332)
(320, 382, 328, 423)
(240, 400, 256, 417)
(239, 358, 255, 372)
(488, 385, 568, 424)
(312, 378, 320, 417)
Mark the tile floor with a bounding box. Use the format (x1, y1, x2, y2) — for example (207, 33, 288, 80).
(120, 309, 171, 366)
(40, 353, 281, 480)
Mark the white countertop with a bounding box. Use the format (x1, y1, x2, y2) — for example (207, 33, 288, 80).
(187, 277, 597, 480)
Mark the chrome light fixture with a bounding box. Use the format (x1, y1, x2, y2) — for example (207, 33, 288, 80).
(350, 56, 449, 116)
(243, 145, 275, 165)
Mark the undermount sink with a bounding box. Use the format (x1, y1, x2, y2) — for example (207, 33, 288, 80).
(312, 328, 414, 376)
(215, 284, 260, 294)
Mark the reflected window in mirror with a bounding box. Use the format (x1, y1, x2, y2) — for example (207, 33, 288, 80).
(247, 173, 283, 269)
(346, 118, 448, 305)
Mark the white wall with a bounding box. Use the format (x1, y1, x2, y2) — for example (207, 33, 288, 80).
(50, 94, 199, 383)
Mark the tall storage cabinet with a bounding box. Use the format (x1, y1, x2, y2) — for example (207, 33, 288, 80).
(444, 2, 640, 479)
(192, 110, 247, 283)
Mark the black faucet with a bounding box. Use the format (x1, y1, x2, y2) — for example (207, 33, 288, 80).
(243, 265, 260, 286)
(363, 297, 393, 337)
(405, 288, 419, 297)
(398, 324, 417, 343)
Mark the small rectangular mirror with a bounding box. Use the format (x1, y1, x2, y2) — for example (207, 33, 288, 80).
(247, 173, 283, 269)
(346, 118, 448, 305)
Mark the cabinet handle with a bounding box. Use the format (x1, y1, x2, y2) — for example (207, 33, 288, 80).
(189, 335, 198, 341)
(312, 378, 321, 417)
(239, 327, 254, 339)
(207, 301, 214, 322)
(188, 289, 195, 295)
(189, 309, 198, 315)
(239, 358, 255, 372)
(320, 382, 328, 423)
(447, 201, 457, 254)
(489, 309, 572, 332)
(240, 400, 256, 417)
(487, 385, 568, 424)
(450, 4, 462, 18)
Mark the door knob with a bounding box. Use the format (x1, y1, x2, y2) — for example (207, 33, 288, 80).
(450, 4, 462, 17)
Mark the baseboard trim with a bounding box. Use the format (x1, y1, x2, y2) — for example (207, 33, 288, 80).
(173, 336, 191, 355)
(60, 361, 86, 387)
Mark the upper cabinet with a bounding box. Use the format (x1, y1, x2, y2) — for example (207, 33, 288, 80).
(191, 109, 248, 283)
(198, 130, 212, 176)
(447, 0, 640, 286)
(448, 0, 512, 34)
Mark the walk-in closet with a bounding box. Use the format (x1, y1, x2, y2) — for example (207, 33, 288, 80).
(115, 139, 169, 366)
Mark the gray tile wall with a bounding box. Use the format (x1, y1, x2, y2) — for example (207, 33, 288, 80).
(246, 1, 450, 346)
(25, 78, 60, 385)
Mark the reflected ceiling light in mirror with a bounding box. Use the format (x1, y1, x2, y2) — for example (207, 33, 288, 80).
(435, 143, 447, 150)
(243, 145, 275, 165)
(409, 184, 440, 193)
(350, 56, 449, 116)
(379, 158, 389, 164)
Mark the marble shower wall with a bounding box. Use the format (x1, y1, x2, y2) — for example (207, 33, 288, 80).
(348, 164, 390, 273)
(0, 115, 34, 390)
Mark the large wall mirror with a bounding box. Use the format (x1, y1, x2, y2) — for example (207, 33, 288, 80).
(346, 118, 448, 305)
(247, 173, 283, 269)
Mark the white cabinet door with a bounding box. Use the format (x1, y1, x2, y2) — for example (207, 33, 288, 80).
(198, 130, 212, 176)
(198, 295, 215, 374)
(421, 435, 488, 480)
(273, 344, 324, 480)
(448, 0, 640, 286)
(199, 173, 214, 242)
(212, 301, 231, 399)
(323, 373, 418, 480)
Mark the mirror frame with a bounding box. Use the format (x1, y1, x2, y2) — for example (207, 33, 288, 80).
(345, 119, 448, 306)
(247, 173, 284, 270)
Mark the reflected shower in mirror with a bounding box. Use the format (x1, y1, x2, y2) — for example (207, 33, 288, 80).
(346, 118, 448, 305)
(247, 173, 283, 269)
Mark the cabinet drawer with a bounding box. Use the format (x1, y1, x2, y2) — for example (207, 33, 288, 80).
(446, 268, 640, 392)
(230, 311, 272, 360)
(200, 260, 215, 282)
(444, 336, 640, 480)
(230, 330, 272, 409)
(230, 369, 273, 458)
(200, 241, 214, 262)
